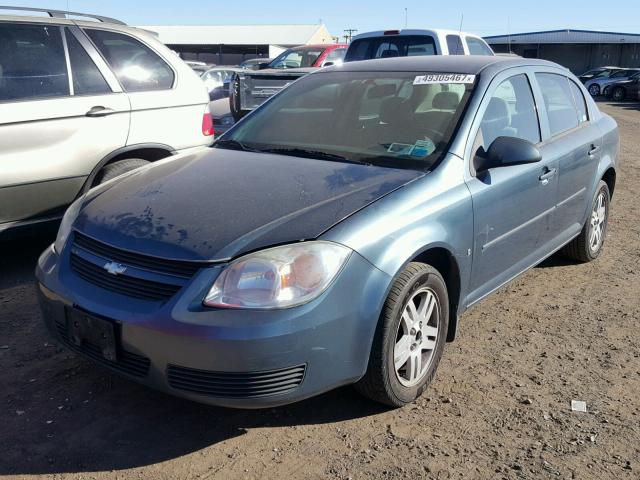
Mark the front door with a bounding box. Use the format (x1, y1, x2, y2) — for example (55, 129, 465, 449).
(465, 71, 558, 306)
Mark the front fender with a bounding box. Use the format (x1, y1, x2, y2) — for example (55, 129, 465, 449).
(322, 155, 474, 315)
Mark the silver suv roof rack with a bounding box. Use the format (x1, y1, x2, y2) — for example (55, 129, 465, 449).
(0, 6, 126, 25)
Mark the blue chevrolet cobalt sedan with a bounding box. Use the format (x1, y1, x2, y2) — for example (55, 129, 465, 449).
(37, 56, 619, 408)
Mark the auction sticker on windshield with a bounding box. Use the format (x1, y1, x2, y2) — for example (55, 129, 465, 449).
(413, 74, 476, 85)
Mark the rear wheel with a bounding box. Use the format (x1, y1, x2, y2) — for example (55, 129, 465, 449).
(612, 87, 626, 101)
(562, 180, 610, 262)
(355, 262, 448, 407)
(588, 84, 600, 96)
(94, 158, 150, 185)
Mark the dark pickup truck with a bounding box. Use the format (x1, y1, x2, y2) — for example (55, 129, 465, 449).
(230, 44, 347, 121)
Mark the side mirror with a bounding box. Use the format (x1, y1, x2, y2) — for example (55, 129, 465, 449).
(323, 61, 334, 67)
(257, 62, 270, 70)
(476, 136, 541, 172)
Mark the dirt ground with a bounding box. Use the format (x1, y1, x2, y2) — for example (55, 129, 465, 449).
(1, 102, 639, 480)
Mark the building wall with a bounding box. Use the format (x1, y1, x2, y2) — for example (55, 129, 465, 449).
(167, 44, 271, 66)
(490, 42, 640, 73)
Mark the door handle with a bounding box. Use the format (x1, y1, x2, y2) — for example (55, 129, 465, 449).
(539, 167, 557, 185)
(588, 144, 600, 156)
(86, 106, 116, 117)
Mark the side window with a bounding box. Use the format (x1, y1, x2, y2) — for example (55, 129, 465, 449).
(475, 74, 540, 154)
(64, 29, 111, 95)
(0, 24, 69, 101)
(568, 80, 589, 124)
(84, 29, 174, 92)
(467, 37, 494, 56)
(535, 73, 580, 136)
(446, 35, 464, 55)
(322, 48, 346, 66)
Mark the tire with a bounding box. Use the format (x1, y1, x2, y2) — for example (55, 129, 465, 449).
(94, 158, 150, 185)
(603, 86, 611, 97)
(612, 87, 626, 102)
(355, 262, 449, 407)
(562, 180, 610, 262)
(588, 84, 600, 97)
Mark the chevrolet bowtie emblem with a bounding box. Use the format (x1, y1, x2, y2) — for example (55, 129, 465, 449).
(104, 261, 127, 276)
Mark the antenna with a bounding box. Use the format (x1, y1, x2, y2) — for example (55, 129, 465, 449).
(458, 13, 464, 33)
(507, 17, 512, 54)
(404, 8, 408, 28)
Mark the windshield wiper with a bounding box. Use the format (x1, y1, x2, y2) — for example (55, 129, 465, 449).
(257, 147, 370, 166)
(214, 138, 258, 152)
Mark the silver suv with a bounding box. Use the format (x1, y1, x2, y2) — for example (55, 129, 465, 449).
(0, 7, 213, 233)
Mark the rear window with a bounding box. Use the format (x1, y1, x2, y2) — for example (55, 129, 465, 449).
(345, 35, 437, 62)
(269, 48, 325, 69)
(85, 29, 174, 92)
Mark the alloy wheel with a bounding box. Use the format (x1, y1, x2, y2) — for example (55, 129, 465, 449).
(589, 191, 607, 253)
(613, 88, 625, 101)
(394, 287, 440, 387)
(589, 84, 600, 96)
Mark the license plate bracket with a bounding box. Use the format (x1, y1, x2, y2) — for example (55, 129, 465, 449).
(67, 308, 118, 362)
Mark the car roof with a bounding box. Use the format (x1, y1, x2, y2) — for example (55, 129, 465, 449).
(352, 28, 486, 40)
(329, 55, 560, 75)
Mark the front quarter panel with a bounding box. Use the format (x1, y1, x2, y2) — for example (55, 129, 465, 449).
(322, 154, 473, 314)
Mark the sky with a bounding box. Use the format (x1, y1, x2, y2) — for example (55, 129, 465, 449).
(3, 0, 640, 39)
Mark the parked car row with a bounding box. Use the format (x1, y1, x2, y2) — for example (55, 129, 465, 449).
(578, 66, 640, 98)
(229, 29, 495, 121)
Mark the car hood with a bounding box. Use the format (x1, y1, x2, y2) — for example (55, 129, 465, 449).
(74, 149, 424, 262)
(247, 67, 316, 76)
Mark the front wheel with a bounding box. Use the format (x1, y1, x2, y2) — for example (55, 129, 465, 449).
(612, 87, 626, 101)
(562, 180, 610, 262)
(355, 262, 448, 407)
(588, 84, 600, 96)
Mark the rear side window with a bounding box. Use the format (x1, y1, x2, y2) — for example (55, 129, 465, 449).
(446, 35, 464, 55)
(0, 24, 69, 101)
(467, 37, 494, 56)
(64, 29, 111, 96)
(568, 80, 589, 124)
(84, 29, 174, 92)
(535, 73, 580, 136)
(344, 35, 436, 61)
(475, 74, 540, 154)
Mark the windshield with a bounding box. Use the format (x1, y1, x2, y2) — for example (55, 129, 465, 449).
(269, 48, 325, 69)
(215, 71, 475, 171)
(345, 35, 437, 62)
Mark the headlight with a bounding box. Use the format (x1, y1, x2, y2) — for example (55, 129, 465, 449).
(203, 241, 351, 309)
(54, 195, 85, 254)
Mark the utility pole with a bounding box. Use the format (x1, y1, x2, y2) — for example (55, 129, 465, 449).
(343, 28, 358, 44)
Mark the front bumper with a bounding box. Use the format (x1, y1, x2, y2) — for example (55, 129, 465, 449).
(36, 244, 390, 408)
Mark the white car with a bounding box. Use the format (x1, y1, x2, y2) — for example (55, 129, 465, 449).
(0, 7, 213, 233)
(344, 28, 494, 61)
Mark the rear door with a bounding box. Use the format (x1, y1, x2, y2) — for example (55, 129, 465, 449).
(0, 23, 129, 227)
(464, 70, 558, 305)
(83, 28, 209, 150)
(533, 73, 600, 244)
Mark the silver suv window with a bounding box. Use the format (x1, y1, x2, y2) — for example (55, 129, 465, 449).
(64, 29, 111, 96)
(0, 24, 69, 101)
(467, 37, 494, 56)
(84, 29, 174, 92)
